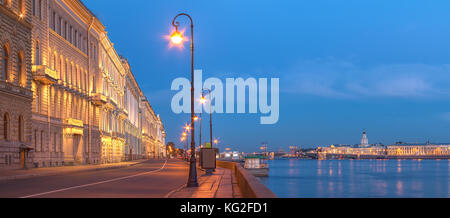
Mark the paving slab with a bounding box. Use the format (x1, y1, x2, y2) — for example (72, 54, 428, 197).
(168, 167, 240, 198)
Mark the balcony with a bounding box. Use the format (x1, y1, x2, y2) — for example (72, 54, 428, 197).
(91, 93, 107, 106)
(64, 118, 84, 135)
(118, 108, 128, 119)
(33, 65, 58, 85)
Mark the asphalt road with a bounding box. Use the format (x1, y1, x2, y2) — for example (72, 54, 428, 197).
(0, 159, 189, 198)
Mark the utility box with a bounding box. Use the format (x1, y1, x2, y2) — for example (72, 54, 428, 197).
(200, 148, 216, 170)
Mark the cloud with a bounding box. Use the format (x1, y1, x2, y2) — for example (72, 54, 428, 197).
(282, 59, 450, 99)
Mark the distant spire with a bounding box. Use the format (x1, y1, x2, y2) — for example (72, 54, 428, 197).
(361, 129, 369, 147)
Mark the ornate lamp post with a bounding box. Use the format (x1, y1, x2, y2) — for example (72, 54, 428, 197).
(170, 13, 198, 187)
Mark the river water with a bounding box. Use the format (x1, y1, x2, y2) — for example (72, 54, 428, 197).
(258, 159, 449, 198)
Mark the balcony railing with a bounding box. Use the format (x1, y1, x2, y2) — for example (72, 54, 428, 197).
(64, 118, 84, 135)
(33, 65, 58, 84)
(91, 93, 107, 106)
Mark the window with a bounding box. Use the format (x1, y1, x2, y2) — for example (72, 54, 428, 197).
(70, 63, 73, 85)
(58, 17, 62, 35)
(34, 129, 37, 150)
(52, 12, 56, 30)
(35, 41, 40, 65)
(60, 134, 63, 153)
(35, 85, 40, 113)
(69, 26, 73, 43)
(74, 30, 77, 47)
(40, 131, 44, 152)
(18, 115, 24, 142)
(65, 60, 68, 83)
(53, 53, 56, 70)
(18, 0, 24, 15)
(2, 45, 9, 81)
(3, 113, 10, 141)
(38, 0, 42, 19)
(17, 52, 24, 86)
(64, 22, 67, 39)
(60, 56, 63, 80)
(53, 132, 57, 152)
(32, 0, 35, 16)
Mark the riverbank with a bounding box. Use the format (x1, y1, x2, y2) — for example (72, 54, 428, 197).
(217, 161, 277, 198)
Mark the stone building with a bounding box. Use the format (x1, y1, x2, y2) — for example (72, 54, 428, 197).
(0, 0, 34, 169)
(142, 100, 166, 159)
(122, 58, 142, 160)
(8, 0, 165, 169)
(30, 0, 107, 167)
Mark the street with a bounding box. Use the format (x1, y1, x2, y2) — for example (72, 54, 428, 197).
(0, 160, 189, 198)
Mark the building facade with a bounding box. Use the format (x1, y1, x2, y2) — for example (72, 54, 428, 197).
(122, 58, 142, 161)
(0, 0, 34, 169)
(1, 0, 165, 169)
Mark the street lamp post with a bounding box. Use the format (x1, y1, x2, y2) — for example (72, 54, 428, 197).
(202, 89, 213, 148)
(171, 13, 198, 187)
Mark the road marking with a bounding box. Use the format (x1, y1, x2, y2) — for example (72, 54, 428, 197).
(164, 183, 186, 198)
(19, 160, 168, 198)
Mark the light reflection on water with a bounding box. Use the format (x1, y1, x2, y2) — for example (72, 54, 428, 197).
(259, 159, 449, 198)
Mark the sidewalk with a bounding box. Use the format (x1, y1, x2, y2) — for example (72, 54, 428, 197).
(167, 167, 242, 198)
(0, 159, 148, 182)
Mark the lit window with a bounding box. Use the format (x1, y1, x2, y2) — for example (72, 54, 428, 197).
(17, 52, 25, 86)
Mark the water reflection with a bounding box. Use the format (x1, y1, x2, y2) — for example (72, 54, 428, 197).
(396, 181, 403, 196)
(260, 159, 449, 198)
(397, 159, 402, 173)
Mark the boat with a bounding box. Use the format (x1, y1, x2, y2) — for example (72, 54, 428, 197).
(244, 155, 269, 177)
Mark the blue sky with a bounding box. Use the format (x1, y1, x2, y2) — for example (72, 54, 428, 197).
(83, 0, 450, 152)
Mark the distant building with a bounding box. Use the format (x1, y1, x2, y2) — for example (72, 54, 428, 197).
(360, 130, 369, 148)
(387, 143, 450, 157)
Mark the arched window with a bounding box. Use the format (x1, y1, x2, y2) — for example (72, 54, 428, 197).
(2, 45, 9, 81)
(18, 115, 24, 142)
(17, 52, 25, 86)
(4, 113, 10, 141)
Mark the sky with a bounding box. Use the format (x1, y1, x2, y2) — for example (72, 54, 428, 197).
(82, 0, 450, 152)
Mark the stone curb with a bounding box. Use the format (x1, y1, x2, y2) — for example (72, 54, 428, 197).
(0, 160, 148, 182)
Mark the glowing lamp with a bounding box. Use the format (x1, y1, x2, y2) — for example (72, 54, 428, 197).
(200, 97, 207, 104)
(170, 31, 184, 45)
